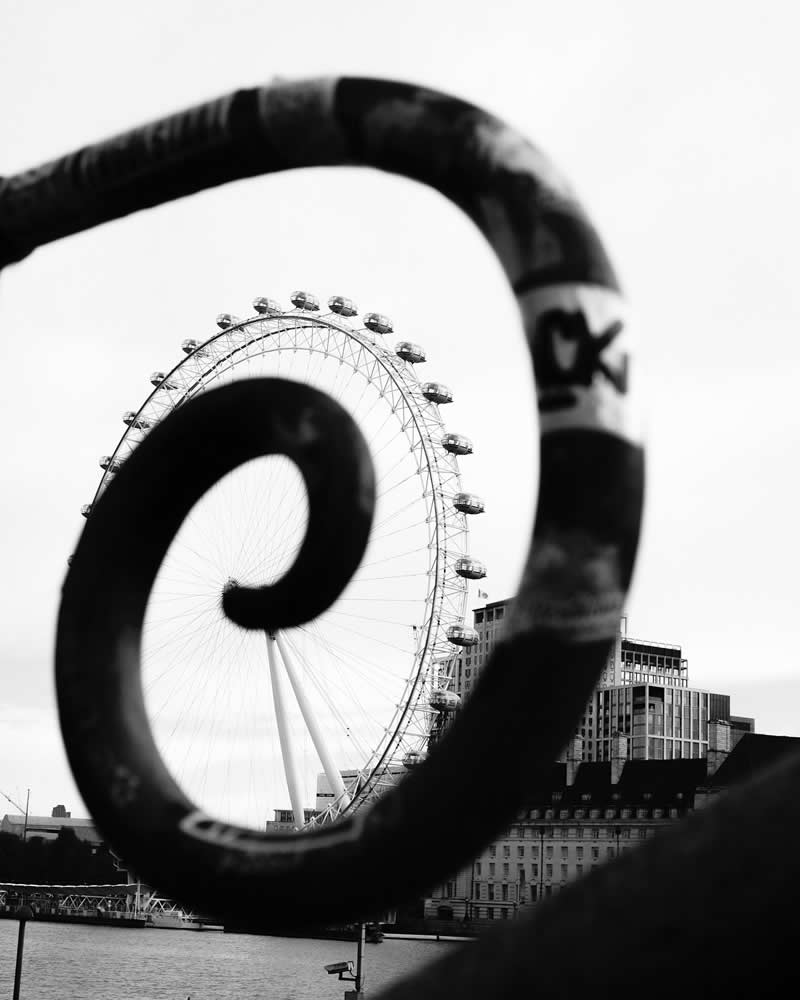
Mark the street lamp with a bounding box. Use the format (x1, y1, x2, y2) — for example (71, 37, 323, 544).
(323, 923, 366, 998)
(538, 827, 545, 903)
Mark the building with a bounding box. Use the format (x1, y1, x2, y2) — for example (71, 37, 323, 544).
(0, 812, 101, 844)
(426, 731, 800, 922)
(730, 715, 757, 747)
(447, 600, 508, 700)
(265, 808, 318, 832)
(445, 599, 749, 763)
(315, 766, 408, 813)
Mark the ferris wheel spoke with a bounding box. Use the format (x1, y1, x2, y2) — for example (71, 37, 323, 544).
(300, 615, 417, 660)
(356, 544, 431, 572)
(144, 605, 227, 674)
(290, 624, 412, 716)
(283, 628, 387, 762)
(371, 495, 429, 534)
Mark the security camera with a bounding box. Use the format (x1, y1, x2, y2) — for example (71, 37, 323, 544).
(324, 961, 354, 976)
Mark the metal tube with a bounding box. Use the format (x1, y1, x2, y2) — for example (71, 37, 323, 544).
(22, 789, 29, 842)
(355, 922, 366, 993)
(266, 634, 305, 829)
(275, 632, 351, 809)
(13, 907, 32, 1000)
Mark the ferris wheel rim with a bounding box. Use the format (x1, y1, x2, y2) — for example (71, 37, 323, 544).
(86, 301, 475, 826)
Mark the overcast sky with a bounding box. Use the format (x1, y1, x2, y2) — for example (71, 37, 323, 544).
(1, 0, 797, 820)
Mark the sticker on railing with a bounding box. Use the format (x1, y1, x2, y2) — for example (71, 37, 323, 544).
(520, 283, 640, 444)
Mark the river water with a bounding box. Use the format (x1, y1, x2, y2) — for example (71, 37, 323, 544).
(0, 921, 460, 999)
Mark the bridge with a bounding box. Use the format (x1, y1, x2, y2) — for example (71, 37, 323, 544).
(0, 882, 215, 929)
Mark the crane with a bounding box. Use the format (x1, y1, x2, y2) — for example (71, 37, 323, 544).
(1, 788, 30, 840)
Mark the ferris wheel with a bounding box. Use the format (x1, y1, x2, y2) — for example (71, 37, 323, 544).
(80, 292, 487, 832)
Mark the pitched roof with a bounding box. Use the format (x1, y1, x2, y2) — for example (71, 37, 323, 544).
(710, 733, 800, 787)
(1, 814, 102, 843)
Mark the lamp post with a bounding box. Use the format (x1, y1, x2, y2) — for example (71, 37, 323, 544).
(13, 904, 33, 1000)
(323, 923, 366, 999)
(538, 827, 545, 903)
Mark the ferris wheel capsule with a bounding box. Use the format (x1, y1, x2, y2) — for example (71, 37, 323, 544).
(150, 371, 178, 390)
(80, 504, 92, 518)
(422, 382, 453, 405)
(442, 432, 472, 456)
(99, 456, 122, 473)
(122, 411, 151, 429)
(363, 313, 393, 335)
(454, 557, 487, 580)
(252, 297, 283, 316)
(430, 689, 461, 712)
(216, 313, 242, 329)
(181, 338, 207, 357)
(453, 492, 485, 515)
(290, 291, 319, 311)
(403, 750, 424, 769)
(446, 625, 479, 647)
(396, 342, 426, 364)
(328, 295, 358, 317)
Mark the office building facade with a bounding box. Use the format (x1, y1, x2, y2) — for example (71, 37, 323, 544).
(444, 599, 745, 763)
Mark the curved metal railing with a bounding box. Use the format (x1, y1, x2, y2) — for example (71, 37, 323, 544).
(2, 77, 658, 976)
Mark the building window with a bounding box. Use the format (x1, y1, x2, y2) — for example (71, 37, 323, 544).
(531, 863, 538, 878)
(591, 847, 599, 861)
(545, 864, 553, 879)
(475, 862, 482, 876)
(488, 885, 495, 901)
(501, 884, 509, 901)
(503, 845, 510, 858)
(560, 846, 568, 860)
(517, 846, 524, 858)
(545, 846, 553, 859)
(502, 863, 509, 877)
(489, 846, 496, 857)
(576, 864, 584, 877)
(576, 846, 583, 860)
(591, 828, 600, 839)
(487, 907, 494, 919)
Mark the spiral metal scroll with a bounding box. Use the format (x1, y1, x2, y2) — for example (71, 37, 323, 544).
(1, 78, 643, 928)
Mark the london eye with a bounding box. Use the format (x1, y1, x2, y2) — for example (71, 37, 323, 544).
(80, 292, 487, 831)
